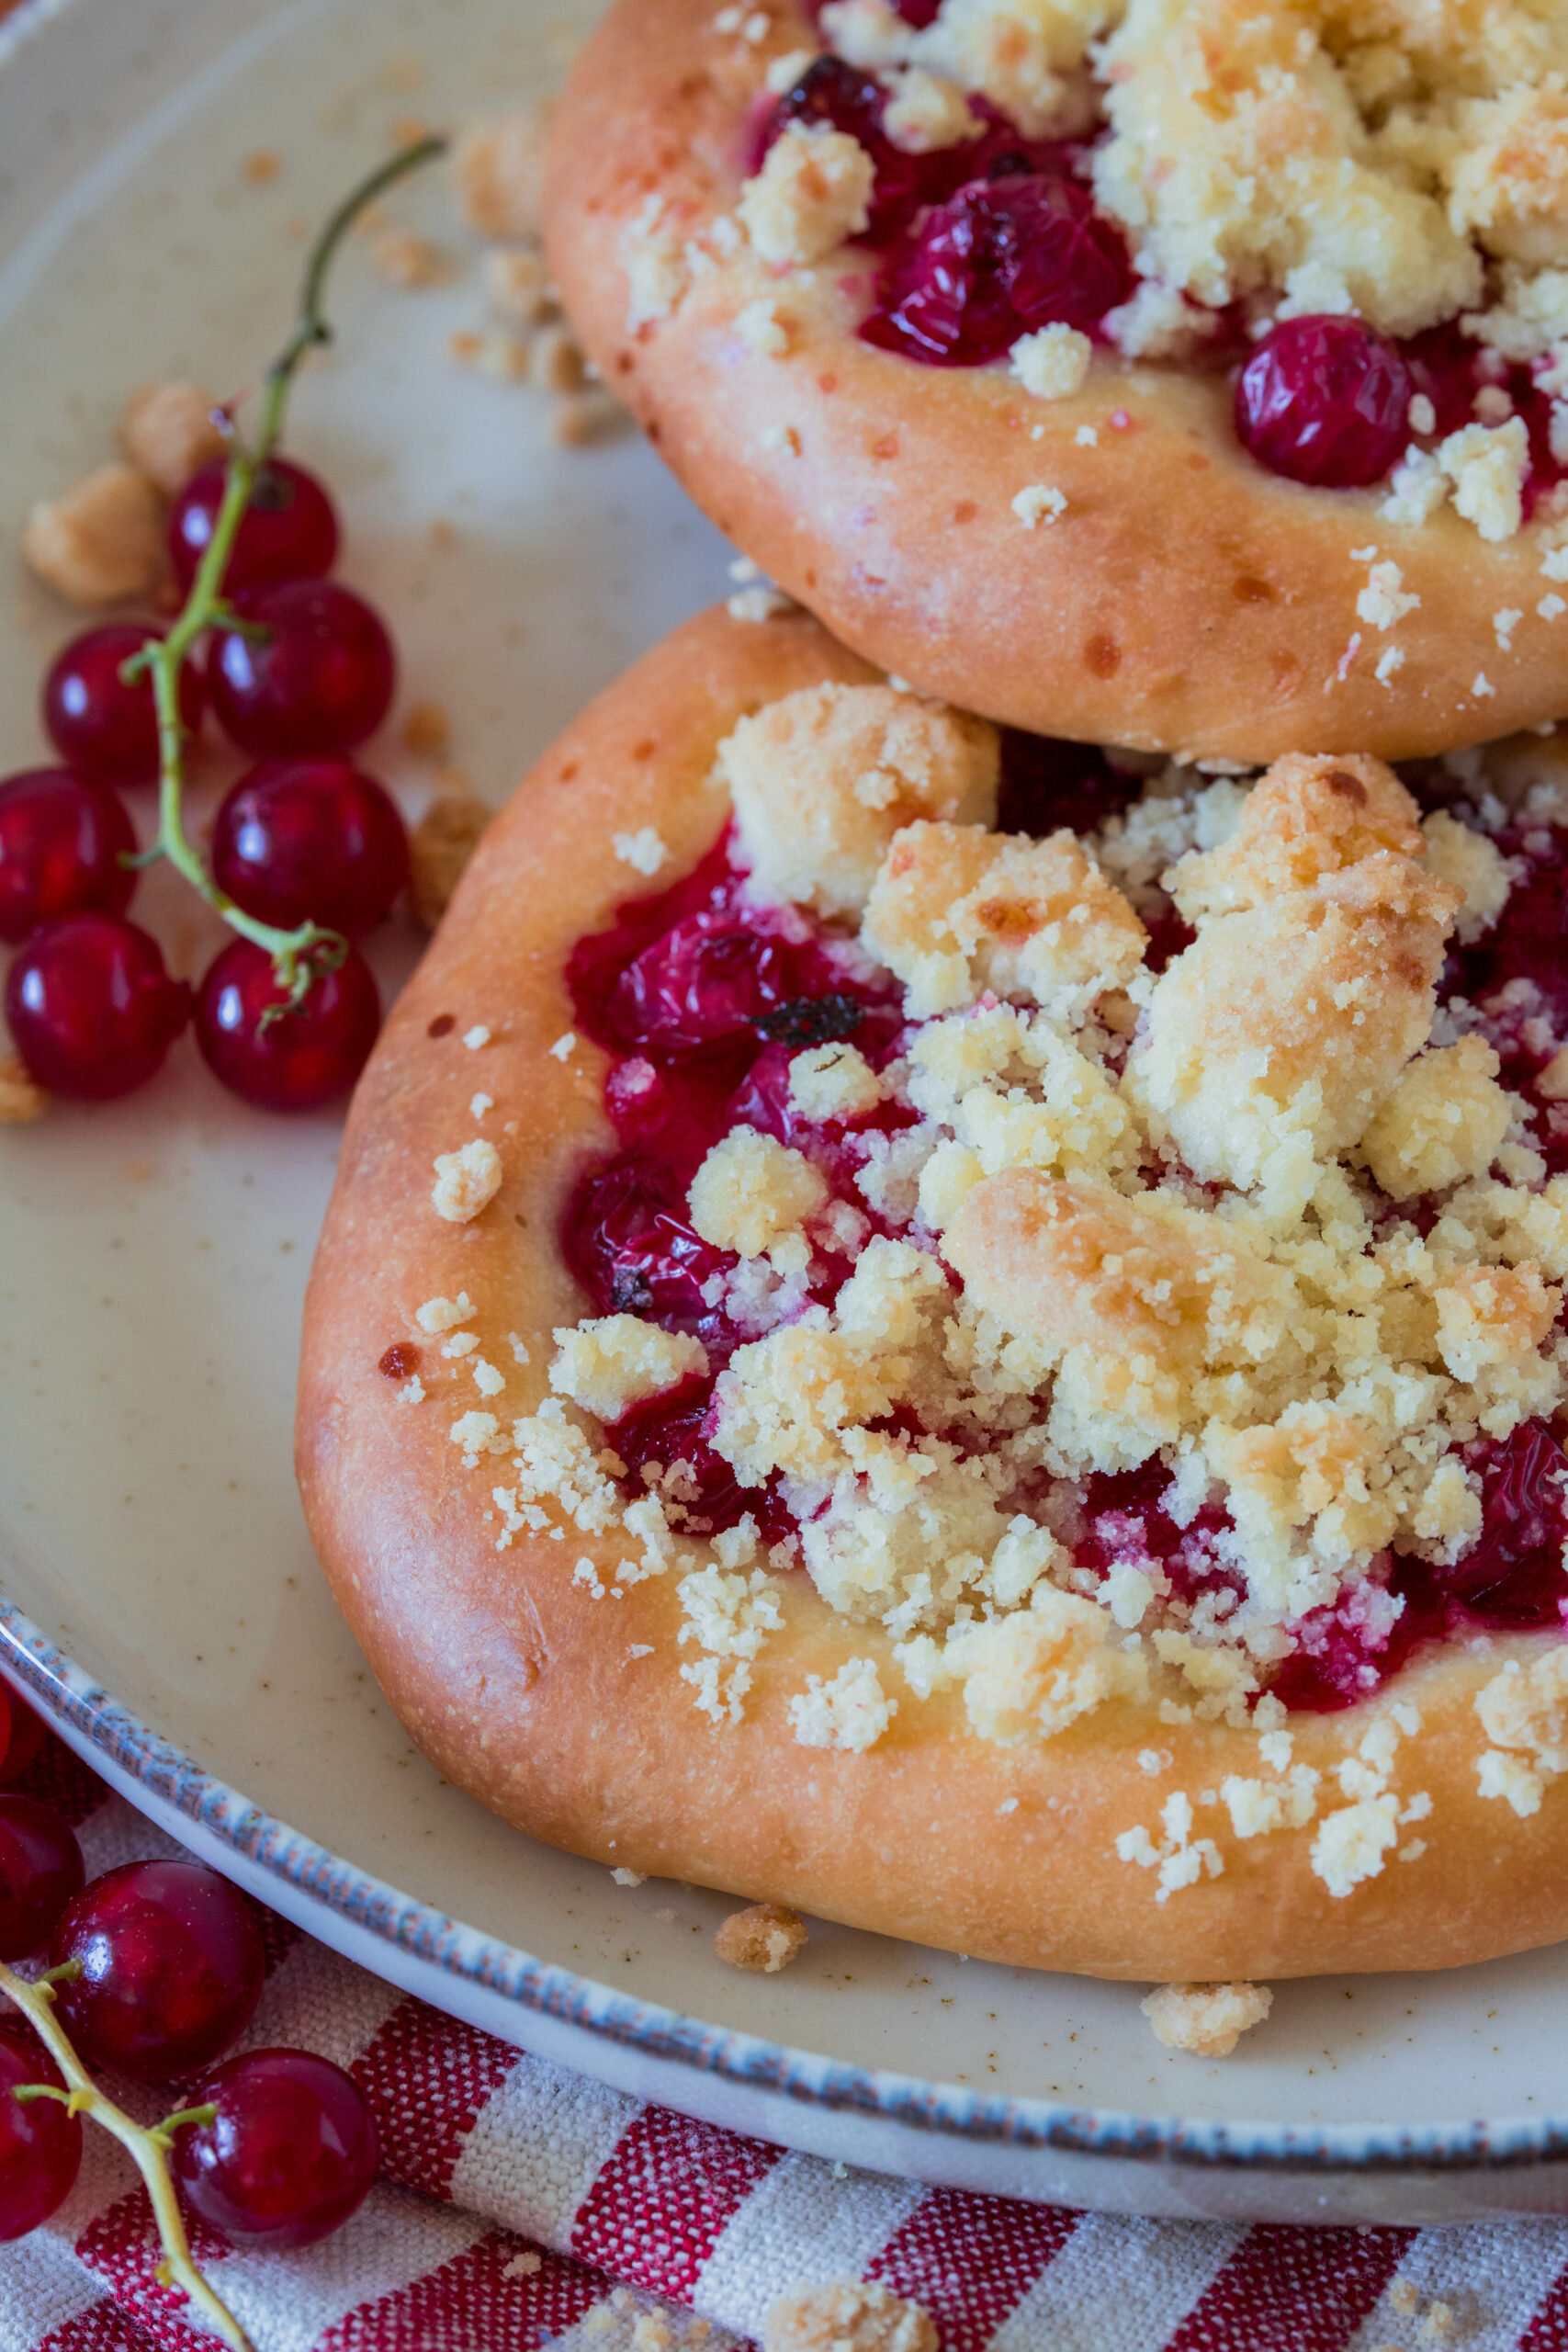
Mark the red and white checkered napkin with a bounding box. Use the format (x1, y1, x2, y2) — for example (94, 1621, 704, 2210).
(7, 1738, 1568, 2352)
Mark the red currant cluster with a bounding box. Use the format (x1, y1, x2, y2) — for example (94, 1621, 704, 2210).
(0, 1686, 378, 2287)
(3, 450, 407, 1114)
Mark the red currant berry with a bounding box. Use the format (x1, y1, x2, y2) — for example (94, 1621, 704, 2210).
(41, 624, 203, 787)
(212, 759, 409, 937)
(6, 915, 188, 1101)
(168, 456, 340, 594)
(0, 1794, 84, 1959)
(0, 2021, 82, 2240)
(171, 2048, 378, 2250)
(209, 580, 395, 758)
(0, 769, 137, 944)
(1235, 314, 1412, 488)
(48, 1859, 265, 2081)
(195, 939, 380, 1112)
(0, 1689, 48, 1785)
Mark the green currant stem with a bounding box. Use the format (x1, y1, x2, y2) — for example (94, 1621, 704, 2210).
(126, 132, 447, 1008)
(0, 1962, 255, 2352)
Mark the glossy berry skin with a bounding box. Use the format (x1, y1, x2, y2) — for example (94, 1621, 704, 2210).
(0, 1688, 48, 1785)
(168, 455, 340, 594)
(42, 624, 203, 787)
(1235, 314, 1413, 488)
(195, 938, 380, 1112)
(0, 1794, 85, 1960)
(209, 580, 396, 759)
(6, 915, 188, 1101)
(48, 1859, 265, 2081)
(172, 2048, 378, 2251)
(0, 768, 137, 944)
(212, 759, 409, 937)
(0, 2021, 82, 2240)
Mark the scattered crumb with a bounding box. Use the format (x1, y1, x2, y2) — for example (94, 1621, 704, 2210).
(401, 700, 451, 758)
(409, 785, 490, 929)
(371, 229, 448, 288)
(415, 1292, 474, 1334)
(452, 111, 547, 240)
(714, 1902, 808, 1973)
(484, 246, 552, 326)
(728, 583, 795, 621)
(469, 1091, 493, 1119)
(0, 1055, 45, 1125)
(613, 827, 669, 877)
(1140, 1981, 1273, 2057)
(1011, 482, 1067, 528)
(450, 328, 530, 380)
(432, 1138, 502, 1223)
(549, 1031, 577, 1061)
(611, 1866, 646, 1887)
(24, 464, 164, 605)
(463, 1024, 491, 1050)
(553, 390, 628, 447)
(396, 1375, 425, 1405)
(241, 150, 281, 185)
(118, 381, 226, 494)
(502, 2251, 543, 2280)
(1010, 322, 1091, 401)
(764, 2281, 938, 2352)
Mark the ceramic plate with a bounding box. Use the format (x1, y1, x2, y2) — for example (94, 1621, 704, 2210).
(6, 0, 1568, 2229)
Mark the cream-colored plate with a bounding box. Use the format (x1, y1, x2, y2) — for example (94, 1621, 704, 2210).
(6, 0, 1568, 2225)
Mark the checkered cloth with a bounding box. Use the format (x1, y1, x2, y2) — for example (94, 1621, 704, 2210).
(7, 1736, 1568, 2352)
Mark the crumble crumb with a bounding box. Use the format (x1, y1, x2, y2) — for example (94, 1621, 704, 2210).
(531, 323, 589, 394)
(1141, 1981, 1273, 2058)
(611, 1866, 646, 1888)
(24, 464, 164, 606)
(550, 1314, 708, 1421)
(469, 1091, 493, 1119)
(0, 1055, 46, 1125)
(1010, 323, 1090, 401)
(370, 229, 448, 287)
(402, 700, 451, 758)
(464, 1024, 491, 1050)
(549, 1031, 577, 1061)
(432, 1138, 502, 1223)
(441, 1330, 479, 1358)
(397, 1376, 425, 1405)
(728, 583, 795, 622)
(714, 1901, 808, 1973)
(484, 245, 552, 325)
(409, 785, 490, 929)
(241, 150, 280, 185)
(1438, 419, 1529, 543)
(502, 2252, 543, 2280)
(881, 64, 980, 153)
(1356, 560, 1419, 631)
(689, 1127, 829, 1257)
(765, 47, 818, 95)
(118, 382, 226, 494)
(788, 1040, 884, 1124)
(764, 2280, 937, 2352)
(613, 827, 670, 876)
(415, 1293, 474, 1334)
(788, 1656, 897, 1752)
(738, 121, 874, 265)
(1011, 481, 1067, 527)
(452, 110, 547, 240)
(734, 297, 792, 357)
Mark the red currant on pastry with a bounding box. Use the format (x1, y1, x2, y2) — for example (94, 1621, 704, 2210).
(0, 768, 137, 944)
(0, 2022, 81, 2240)
(195, 938, 381, 1112)
(209, 580, 396, 758)
(42, 624, 204, 787)
(168, 455, 340, 594)
(1234, 315, 1414, 489)
(6, 914, 188, 1100)
(170, 2048, 378, 2250)
(211, 758, 409, 937)
(48, 1858, 265, 2080)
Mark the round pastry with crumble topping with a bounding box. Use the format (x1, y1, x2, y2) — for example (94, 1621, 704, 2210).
(299, 601, 1568, 1983)
(546, 0, 1568, 765)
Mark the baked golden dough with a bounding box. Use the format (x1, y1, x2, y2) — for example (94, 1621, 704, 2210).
(544, 0, 1568, 765)
(299, 604, 1568, 1983)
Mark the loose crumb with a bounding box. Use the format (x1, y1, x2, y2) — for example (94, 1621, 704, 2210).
(469, 1091, 493, 1119)
(714, 1903, 808, 1973)
(432, 1138, 502, 1223)
(549, 1031, 577, 1061)
(241, 150, 281, 185)
(764, 2281, 938, 2352)
(613, 827, 669, 877)
(484, 246, 552, 326)
(728, 583, 795, 622)
(452, 111, 547, 240)
(118, 382, 226, 494)
(401, 700, 451, 758)
(1011, 482, 1067, 527)
(0, 1055, 45, 1124)
(24, 464, 164, 606)
(415, 1292, 474, 1334)
(463, 1024, 491, 1050)
(409, 784, 490, 930)
(1140, 1981, 1273, 2057)
(502, 2251, 543, 2280)
(611, 1866, 646, 1887)
(371, 229, 448, 288)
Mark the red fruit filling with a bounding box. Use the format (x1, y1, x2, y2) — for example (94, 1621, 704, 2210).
(562, 752, 1568, 1710)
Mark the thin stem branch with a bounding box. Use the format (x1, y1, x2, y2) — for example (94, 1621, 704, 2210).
(1, 1963, 254, 2352)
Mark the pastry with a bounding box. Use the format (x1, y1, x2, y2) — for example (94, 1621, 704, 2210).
(299, 602, 1568, 1981)
(545, 0, 1568, 763)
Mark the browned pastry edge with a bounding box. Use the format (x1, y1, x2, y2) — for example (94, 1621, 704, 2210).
(543, 0, 1568, 765)
(299, 602, 1568, 1982)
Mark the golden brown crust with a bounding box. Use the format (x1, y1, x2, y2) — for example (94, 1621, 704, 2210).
(299, 603, 1568, 1982)
(544, 0, 1568, 765)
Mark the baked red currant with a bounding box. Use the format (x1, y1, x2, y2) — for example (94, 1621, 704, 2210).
(41, 624, 203, 787)
(0, 1688, 47, 1785)
(6, 914, 188, 1101)
(171, 2048, 378, 2251)
(0, 769, 137, 944)
(212, 759, 409, 936)
(168, 456, 339, 594)
(0, 2021, 82, 2240)
(0, 1794, 84, 1959)
(1235, 315, 1413, 488)
(195, 939, 380, 1112)
(48, 1859, 265, 2081)
(209, 581, 396, 758)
